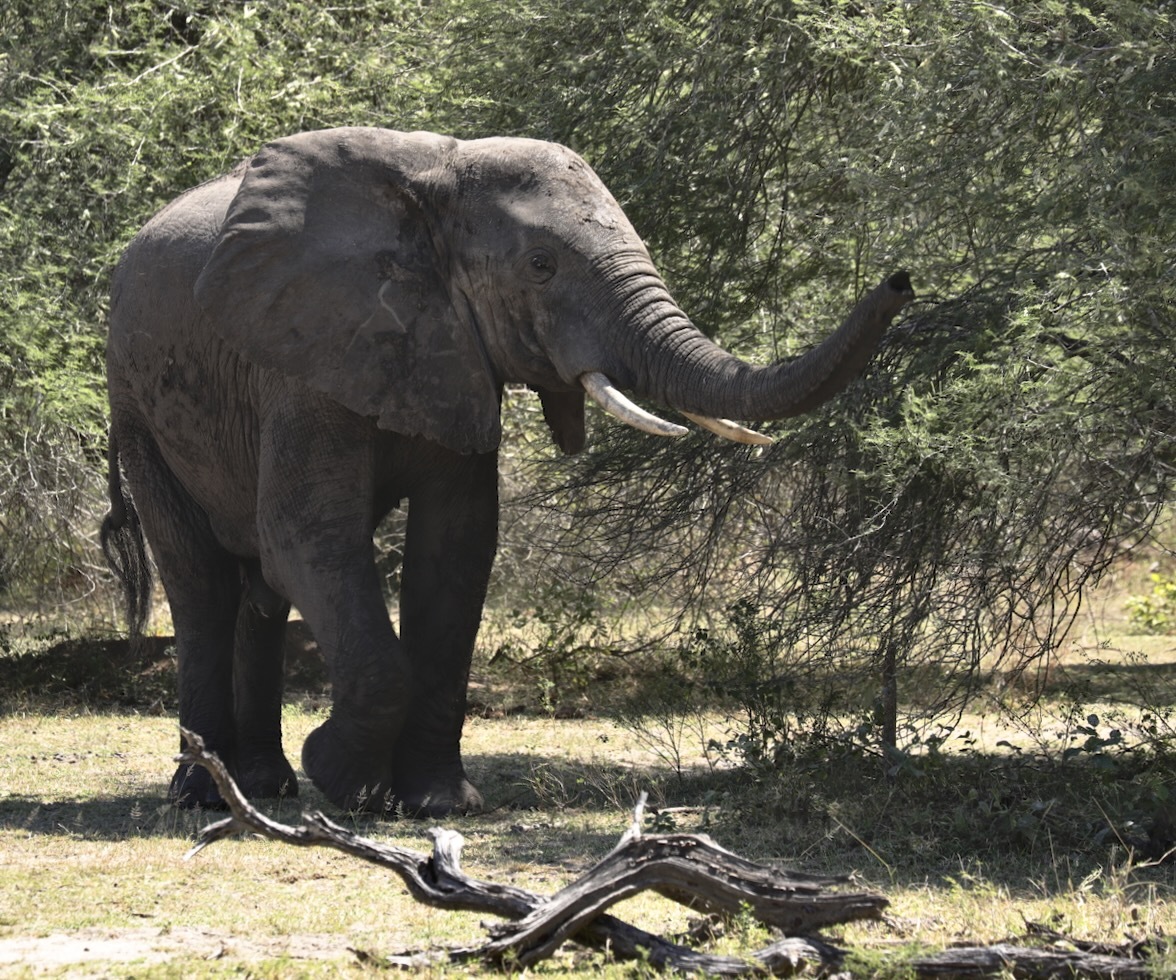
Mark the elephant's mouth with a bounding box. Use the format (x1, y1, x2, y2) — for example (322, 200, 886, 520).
(579, 372, 772, 445)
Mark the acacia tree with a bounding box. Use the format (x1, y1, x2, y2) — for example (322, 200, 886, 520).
(0, 0, 442, 613)
(441, 0, 1176, 747)
(3, 0, 1173, 756)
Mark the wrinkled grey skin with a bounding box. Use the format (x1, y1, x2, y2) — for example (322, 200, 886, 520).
(103, 127, 913, 816)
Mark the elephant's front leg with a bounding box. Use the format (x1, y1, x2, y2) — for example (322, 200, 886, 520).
(296, 575, 409, 813)
(392, 449, 498, 816)
(257, 400, 413, 813)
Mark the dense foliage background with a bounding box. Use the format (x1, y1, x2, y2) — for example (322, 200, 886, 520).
(2, 0, 1173, 750)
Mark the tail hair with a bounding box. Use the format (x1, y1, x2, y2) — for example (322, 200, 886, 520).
(100, 434, 152, 638)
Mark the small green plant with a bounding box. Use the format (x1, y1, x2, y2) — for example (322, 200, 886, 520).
(1125, 573, 1176, 635)
(680, 600, 857, 772)
(488, 587, 612, 713)
(728, 901, 769, 949)
(614, 655, 721, 781)
(1062, 713, 1126, 767)
(844, 944, 922, 980)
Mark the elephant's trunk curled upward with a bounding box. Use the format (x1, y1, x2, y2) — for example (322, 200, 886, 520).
(580, 271, 914, 443)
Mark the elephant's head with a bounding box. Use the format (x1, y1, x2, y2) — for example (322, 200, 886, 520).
(194, 128, 913, 454)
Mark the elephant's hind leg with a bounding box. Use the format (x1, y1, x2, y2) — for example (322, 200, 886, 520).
(110, 417, 239, 809)
(232, 574, 298, 800)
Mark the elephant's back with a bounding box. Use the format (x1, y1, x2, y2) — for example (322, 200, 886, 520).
(109, 166, 246, 336)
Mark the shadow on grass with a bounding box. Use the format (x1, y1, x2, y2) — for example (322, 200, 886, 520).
(3, 743, 1174, 901)
(1040, 655, 1176, 706)
(475, 737, 1176, 893)
(0, 625, 329, 716)
(0, 790, 236, 840)
(5, 630, 1176, 898)
(6, 625, 1175, 718)
(0, 746, 650, 853)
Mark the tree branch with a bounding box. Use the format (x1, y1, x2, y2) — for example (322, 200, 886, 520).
(176, 729, 1167, 976)
(177, 728, 873, 974)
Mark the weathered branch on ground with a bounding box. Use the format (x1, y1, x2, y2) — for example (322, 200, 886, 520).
(176, 729, 1168, 976)
(906, 942, 1157, 979)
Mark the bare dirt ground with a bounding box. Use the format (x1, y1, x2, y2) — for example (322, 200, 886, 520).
(0, 927, 352, 971)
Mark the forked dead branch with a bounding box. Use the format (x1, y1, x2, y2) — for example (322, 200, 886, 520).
(177, 728, 880, 973)
(177, 730, 1164, 977)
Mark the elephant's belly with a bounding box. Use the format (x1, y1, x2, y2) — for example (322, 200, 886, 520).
(132, 338, 264, 558)
(157, 429, 262, 559)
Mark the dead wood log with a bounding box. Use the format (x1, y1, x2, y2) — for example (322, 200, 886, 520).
(175, 730, 1169, 977)
(479, 832, 884, 966)
(177, 728, 876, 974)
(905, 942, 1156, 979)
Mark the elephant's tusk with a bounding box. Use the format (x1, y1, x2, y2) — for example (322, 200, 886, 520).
(680, 413, 774, 446)
(580, 372, 689, 438)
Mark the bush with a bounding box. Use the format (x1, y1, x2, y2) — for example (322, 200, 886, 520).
(485, 587, 614, 714)
(3, 1, 1173, 754)
(678, 600, 854, 768)
(1126, 574, 1176, 635)
(487, 0, 1176, 749)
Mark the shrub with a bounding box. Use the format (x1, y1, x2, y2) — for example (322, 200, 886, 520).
(1126, 574, 1176, 636)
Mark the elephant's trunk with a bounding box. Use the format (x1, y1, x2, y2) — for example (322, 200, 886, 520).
(582, 270, 914, 440)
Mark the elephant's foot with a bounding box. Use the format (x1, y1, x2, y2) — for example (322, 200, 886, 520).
(171, 752, 298, 807)
(302, 717, 396, 814)
(390, 738, 484, 817)
(169, 761, 226, 810)
(234, 751, 299, 800)
(303, 719, 482, 818)
(389, 768, 484, 818)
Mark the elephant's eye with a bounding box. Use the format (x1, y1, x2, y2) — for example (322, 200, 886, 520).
(524, 249, 556, 283)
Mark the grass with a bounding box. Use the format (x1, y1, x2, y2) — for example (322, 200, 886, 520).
(3, 701, 1175, 977)
(0, 708, 704, 976)
(3, 559, 1176, 976)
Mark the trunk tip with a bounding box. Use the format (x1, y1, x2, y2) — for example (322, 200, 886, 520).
(886, 271, 915, 298)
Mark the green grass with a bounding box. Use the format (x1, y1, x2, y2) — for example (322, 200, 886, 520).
(3, 698, 1176, 976)
(3, 565, 1176, 976)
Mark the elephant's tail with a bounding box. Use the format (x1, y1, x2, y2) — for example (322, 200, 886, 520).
(100, 433, 152, 638)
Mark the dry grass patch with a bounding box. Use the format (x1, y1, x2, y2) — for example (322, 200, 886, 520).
(4, 556, 1176, 975)
(5, 699, 1176, 976)
(0, 707, 707, 977)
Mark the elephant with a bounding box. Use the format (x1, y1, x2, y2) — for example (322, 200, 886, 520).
(101, 126, 913, 817)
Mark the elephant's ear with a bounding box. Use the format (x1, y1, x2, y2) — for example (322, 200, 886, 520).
(194, 127, 501, 454)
